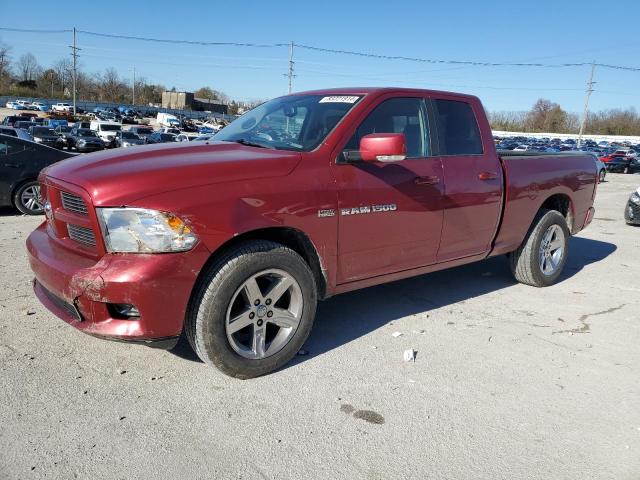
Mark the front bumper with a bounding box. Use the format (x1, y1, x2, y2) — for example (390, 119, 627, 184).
(27, 222, 210, 346)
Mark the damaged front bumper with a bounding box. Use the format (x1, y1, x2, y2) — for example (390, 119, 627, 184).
(26, 221, 210, 348)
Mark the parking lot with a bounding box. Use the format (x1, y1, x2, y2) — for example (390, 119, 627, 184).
(0, 172, 637, 479)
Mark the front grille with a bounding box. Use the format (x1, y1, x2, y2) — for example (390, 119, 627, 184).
(67, 224, 96, 247)
(39, 282, 81, 321)
(60, 191, 88, 214)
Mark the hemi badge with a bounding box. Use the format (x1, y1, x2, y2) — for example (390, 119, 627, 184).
(318, 209, 336, 218)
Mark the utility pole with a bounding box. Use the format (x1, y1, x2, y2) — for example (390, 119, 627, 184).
(132, 66, 136, 105)
(285, 41, 295, 94)
(577, 61, 596, 149)
(69, 27, 80, 115)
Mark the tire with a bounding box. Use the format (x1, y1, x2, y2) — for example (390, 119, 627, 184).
(13, 180, 43, 215)
(508, 209, 570, 287)
(599, 169, 606, 182)
(186, 240, 317, 379)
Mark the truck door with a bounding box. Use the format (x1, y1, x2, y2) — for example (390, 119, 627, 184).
(431, 97, 503, 261)
(334, 96, 444, 283)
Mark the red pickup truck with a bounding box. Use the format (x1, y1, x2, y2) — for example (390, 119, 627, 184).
(27, 88, 597, 378)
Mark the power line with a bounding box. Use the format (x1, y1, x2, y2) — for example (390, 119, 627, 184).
(0, 27, 72, 34)
(76, 29, 281, 48)
(3, 27, 640, 71)
(292, 42, 640, 72)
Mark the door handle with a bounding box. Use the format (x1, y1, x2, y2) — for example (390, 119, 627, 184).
(414, 175, 440, 185)
(3, 163, 19, 168)
(478, 171, 498, 181)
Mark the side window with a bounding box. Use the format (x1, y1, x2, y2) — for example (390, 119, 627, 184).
(4, 138, 23, 155)
(344, 97, 429, 159)
(433, 99, 483, 155)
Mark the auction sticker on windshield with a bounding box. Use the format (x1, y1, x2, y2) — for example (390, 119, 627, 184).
(319, 96, 360, 103)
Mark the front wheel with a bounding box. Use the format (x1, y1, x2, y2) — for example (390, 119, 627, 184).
(186, 240, 317, 378)
(13, 181, 43, 215)
(508, 209, 570, 287)
(599, 169, 606, 182)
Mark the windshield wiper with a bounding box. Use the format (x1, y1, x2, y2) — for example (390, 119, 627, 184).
(232, 138, 269, 149)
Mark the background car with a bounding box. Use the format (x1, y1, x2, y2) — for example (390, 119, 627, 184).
(28, 126, 61, 149)
(54, 125, 73, 148)
(0, 126, 34, 141)
(595, 157, 607, 182)
(624, 187, 640, 225)
(115, 130, 145, 147)
(5, 101, 26, 110)
(30, 102, 50, 112)
(146, 132, 178, 144)
(605, 157, 640, 174)
(51, 102, 73, 113)
(66, 128, 105, 152)
(128, 126, 154, 141)
(0, 134, 74, 214)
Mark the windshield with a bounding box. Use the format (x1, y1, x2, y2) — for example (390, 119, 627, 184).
(32, 127, 55, 136)
(214, 94, 362, 151)
(100, 124, 121, 131)
(77, 129, 97, 137)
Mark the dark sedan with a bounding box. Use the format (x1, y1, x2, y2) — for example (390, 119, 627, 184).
(146, 132, 178, 144)
(625, 188, 640, 225)
(605, 157, 640, 174)
(66, 128, 105, 152)
(28, 126, 63, 149)
(0, 134, 74, 214)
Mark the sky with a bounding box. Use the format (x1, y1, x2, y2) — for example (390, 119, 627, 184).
(2, 0, 640, 113)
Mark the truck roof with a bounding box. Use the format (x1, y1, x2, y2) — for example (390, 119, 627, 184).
(292, 87, 479, 101)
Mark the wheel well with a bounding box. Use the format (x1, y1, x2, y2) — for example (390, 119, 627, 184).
(540, 194, 573, 231)
(203, 227, 327, 299)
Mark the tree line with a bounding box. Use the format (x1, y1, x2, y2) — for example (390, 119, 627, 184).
(489, 98, 640, 136)
(0, 43, 252, 114)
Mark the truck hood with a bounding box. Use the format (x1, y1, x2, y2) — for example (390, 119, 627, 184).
(43, 141, 302, 206)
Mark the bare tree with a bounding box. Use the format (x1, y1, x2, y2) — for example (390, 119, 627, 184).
(0, 43, 11, 87)
(17, 53, 41, 81)
(53, 58, 73, 95)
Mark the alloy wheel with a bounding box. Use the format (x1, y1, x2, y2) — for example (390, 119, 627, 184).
(225, 269, 303, 359)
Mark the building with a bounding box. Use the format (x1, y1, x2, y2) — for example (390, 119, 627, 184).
(161, 91, 228, 114)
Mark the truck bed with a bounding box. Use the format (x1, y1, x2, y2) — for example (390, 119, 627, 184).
(490, 151, 598, 257)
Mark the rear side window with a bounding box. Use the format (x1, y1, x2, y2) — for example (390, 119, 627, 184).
(433, 99, 483, 155)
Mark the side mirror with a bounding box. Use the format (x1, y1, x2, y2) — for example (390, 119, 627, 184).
(359, 133, 406, 162)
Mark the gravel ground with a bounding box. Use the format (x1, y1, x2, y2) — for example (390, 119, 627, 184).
(1, 173, 639, 480)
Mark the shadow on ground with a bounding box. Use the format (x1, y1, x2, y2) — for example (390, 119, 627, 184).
(0, 206, 21, 217)
(169, 236, 616, 366)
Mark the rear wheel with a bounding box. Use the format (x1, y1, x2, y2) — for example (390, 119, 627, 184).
(186, 240, 317, 378)
(509, 209, 570, 287)
(13, 181, 43, 215)
(599, 169, 606, 182)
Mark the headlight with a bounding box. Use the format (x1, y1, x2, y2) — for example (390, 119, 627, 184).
(34, 137, 43, 143)
(97, 208, 197, 253)
(631, 192, 640, 205)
